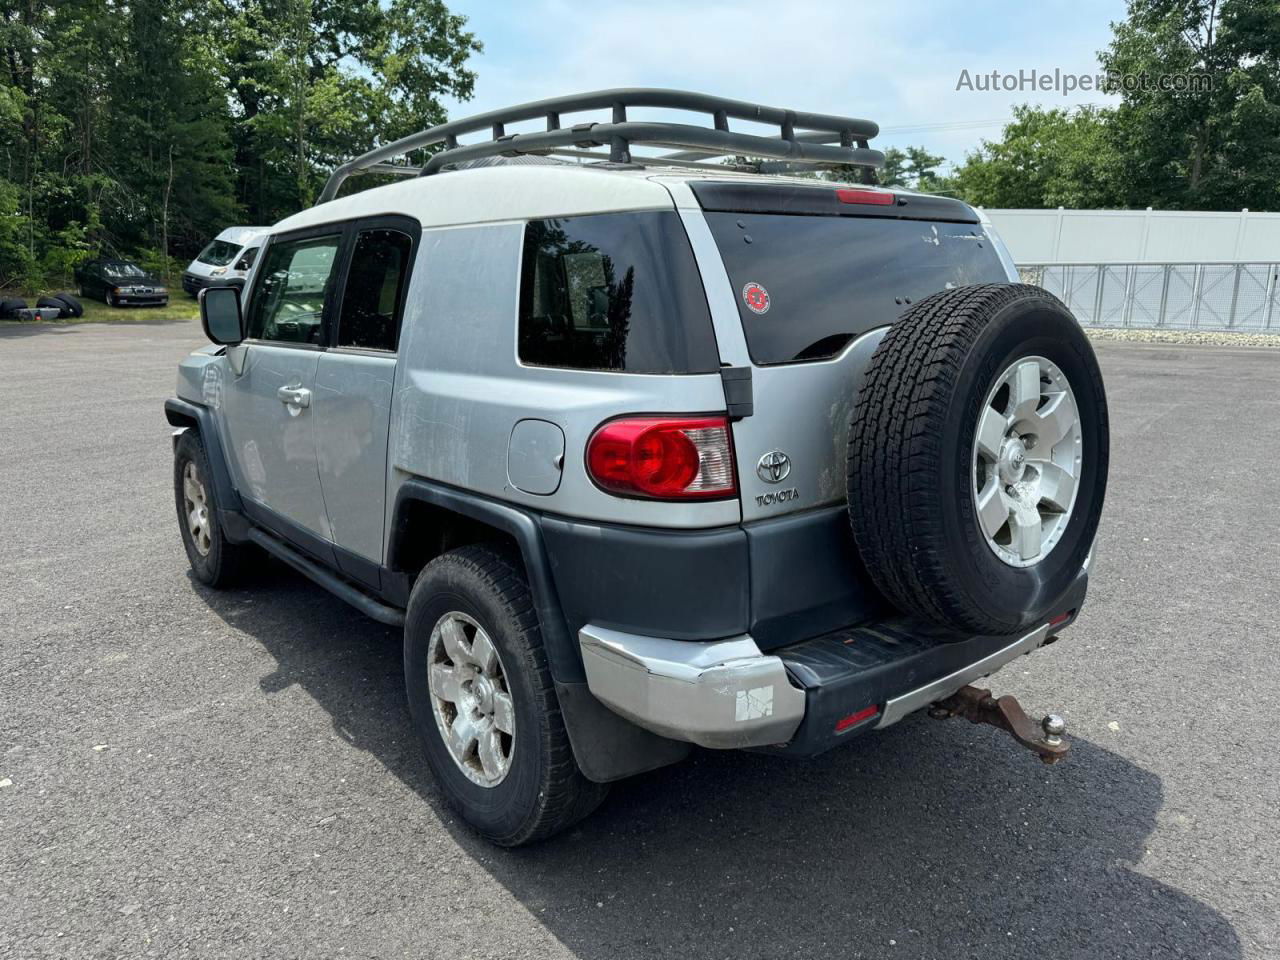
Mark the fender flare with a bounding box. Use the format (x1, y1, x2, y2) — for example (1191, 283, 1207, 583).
(164, 397, 243, 515)
(389, 478, 689, 782)
(389, 478, 579, 683)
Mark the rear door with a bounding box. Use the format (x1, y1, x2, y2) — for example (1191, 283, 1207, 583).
(221, 228, 345, 555)
(687, 183, 1011, 522)
(313, 217, 419, 587)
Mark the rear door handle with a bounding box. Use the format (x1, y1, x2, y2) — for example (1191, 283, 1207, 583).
(277, 385, 311, 409)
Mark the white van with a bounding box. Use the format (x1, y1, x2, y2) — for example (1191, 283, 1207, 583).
(182, 226, 269, 297)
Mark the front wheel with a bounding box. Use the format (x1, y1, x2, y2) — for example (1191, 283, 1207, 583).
(173, 430, 255, 588)
(404, 544, 607, 846)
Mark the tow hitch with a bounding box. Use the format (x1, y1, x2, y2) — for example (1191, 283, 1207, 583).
(929, 685, 1069, 764)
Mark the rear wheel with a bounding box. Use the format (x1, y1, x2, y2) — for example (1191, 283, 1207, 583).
(848, 283, 1109, 635)
(404, 544, 608, 846)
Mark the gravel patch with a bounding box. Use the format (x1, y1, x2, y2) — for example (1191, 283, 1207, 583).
(1084, 326, 1280, 347)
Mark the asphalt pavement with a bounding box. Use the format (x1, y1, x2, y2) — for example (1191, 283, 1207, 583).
(1, 316, 1276, 959)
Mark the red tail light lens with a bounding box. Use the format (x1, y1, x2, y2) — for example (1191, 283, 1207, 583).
(586, 416, 737, 500)
(836, 188, 895, 206)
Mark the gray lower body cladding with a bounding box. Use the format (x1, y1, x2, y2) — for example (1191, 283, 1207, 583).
(540, 505, 888, 652)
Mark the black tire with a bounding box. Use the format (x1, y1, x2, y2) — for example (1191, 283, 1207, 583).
(848, 283, 1109, 635)
(106, 291, 119, 307)
(173, 430, 255, 588)
(404, 544, 608, 846)
(52, 292, 83, 317)
(0, 297, 27, 319)
(36, 296, 69, 318)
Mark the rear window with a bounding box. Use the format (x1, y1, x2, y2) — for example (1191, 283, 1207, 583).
(518, 211, 719, 374)
(705, 212, 1008, 365)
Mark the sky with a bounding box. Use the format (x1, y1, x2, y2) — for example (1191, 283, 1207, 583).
(441, 0, 1132, 172)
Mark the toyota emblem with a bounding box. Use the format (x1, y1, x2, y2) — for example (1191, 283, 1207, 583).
(756, 450, 792, 484)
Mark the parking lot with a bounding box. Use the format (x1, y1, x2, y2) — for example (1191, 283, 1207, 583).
(1, 315, 1276, 959)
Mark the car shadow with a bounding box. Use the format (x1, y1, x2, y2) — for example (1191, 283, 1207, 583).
(199, 564, 1242, 960)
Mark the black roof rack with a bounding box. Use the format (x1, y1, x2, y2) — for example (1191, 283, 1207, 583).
(316, 88, 883, 204)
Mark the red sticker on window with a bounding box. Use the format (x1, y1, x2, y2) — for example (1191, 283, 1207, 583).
(742, 281, 771, 315)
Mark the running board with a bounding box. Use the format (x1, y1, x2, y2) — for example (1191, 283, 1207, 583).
(246, 527, 405, 627)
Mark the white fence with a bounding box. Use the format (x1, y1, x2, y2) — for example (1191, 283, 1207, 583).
(1019, 262, 1280, 331)
(984, 208, 1280, 264)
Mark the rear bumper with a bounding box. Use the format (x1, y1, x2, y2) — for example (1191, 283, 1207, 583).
(579, 572, 1086, 754)
(579, 628, 807, 749)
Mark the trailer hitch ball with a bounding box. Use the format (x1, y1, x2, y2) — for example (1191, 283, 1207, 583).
(929, 685, 1071, 764)
(1042, 714, 1066, 746)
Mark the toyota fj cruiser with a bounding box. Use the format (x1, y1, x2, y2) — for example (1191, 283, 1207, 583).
(167, 91, 1108, 846)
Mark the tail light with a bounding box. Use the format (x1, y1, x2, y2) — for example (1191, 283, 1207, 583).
(586, 416, 737, 500)
(836, 188, 895, 206)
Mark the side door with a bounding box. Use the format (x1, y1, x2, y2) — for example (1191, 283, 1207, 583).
(313, 218, 419, 587)
(221, 227, 346, 560)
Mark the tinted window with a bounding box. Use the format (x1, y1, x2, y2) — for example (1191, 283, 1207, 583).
(336, 228, 413, 351)
(246, 234, 341, 345)
(237, 247, 259, 269)
(103, 262, 145, 279)
(198, 239, 242, 266)
(518, 212, 719, 374)
(706, 213, 1008, 364)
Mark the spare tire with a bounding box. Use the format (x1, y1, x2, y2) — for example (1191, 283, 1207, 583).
(848, 283, 1108, 635)
(51, 292, 83, 317)
(0, 297, 27, 319)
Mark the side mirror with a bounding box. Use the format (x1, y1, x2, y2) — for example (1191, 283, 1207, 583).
(200, 285, 244, 346)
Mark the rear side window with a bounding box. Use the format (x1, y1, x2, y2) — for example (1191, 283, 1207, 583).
(518, 211, 719, 374)
(336, 228, 413, 351)
(706, 213, 1008, 364)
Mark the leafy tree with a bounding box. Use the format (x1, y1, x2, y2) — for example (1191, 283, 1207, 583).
(0, 0, 480, 292)
(1101, 0, 1280, 210)
(948, 0, 1279, 210)
(949, 105, 1125, 208)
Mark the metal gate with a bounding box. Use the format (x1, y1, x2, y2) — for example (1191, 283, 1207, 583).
(1019, 262, 1280, 331)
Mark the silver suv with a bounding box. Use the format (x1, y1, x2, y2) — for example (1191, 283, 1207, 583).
(167, 90, 1109, 845)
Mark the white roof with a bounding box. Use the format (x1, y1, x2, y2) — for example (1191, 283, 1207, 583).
(214, 225, 271, 245)
(270, 163, 900, 236)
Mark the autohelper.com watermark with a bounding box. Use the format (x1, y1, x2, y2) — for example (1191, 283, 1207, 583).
(956, 68, 1212, 96)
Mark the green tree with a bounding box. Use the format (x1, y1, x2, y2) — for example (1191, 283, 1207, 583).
(949, 105, 1124, 208)
(1101, 0, 1280, 210)
(218, 0, 481, 218)
(0, 0, 481, 291)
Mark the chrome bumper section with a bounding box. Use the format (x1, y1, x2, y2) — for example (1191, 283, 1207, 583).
(578, 626, 806, 749)
(875, 623, 1051, 728)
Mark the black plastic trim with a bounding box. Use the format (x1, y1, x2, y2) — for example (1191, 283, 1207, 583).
(720, 366, 753, 419)
(690, 181, 980, 224)
(539, 515, 750, 643)
(389, 479, 581, 683)
(554, 680, 691, 782)
(241, 498, 338, 569)
(773, 571, 1090, 757)
(246, 527, 404, 627)
(744, 505, 889, 651)
(164, 398, 242, 515)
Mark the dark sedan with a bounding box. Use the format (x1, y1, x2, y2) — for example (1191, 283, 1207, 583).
(73, 259, 169, 307)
